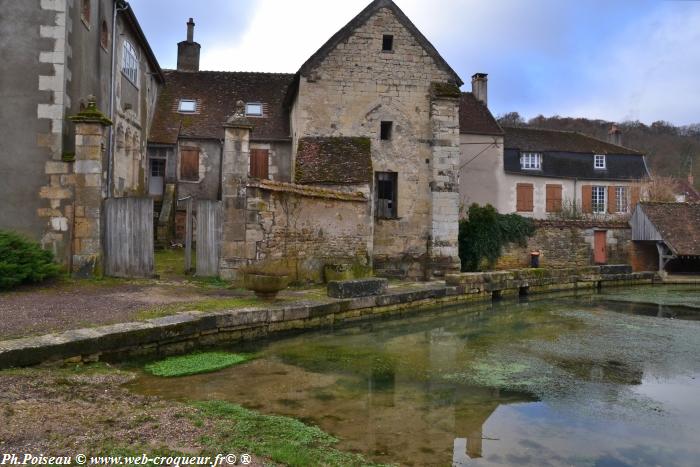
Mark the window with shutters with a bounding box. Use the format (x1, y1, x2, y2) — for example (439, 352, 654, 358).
(180, 147, 199, 182)
(546, 184, 562, 212)
(592, 185, 606, 213)
(376, 172, 398, 218)
(616, 186, 628, 213)
(249, 149, 269, 179)
(516, 183, 534, 212)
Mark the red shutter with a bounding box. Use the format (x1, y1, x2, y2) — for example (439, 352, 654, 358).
(608, 186, 617, 214)
(516, 183, 534, 212)
(546, 184, 562, 212)
(582, 185, 593, 213)
(180, 148, 199, 181)
(250, 149, 269, 179)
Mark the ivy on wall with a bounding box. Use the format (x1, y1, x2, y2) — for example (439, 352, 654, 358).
(459, 204, 535, 272)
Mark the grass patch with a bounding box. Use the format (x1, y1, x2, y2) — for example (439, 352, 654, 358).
(193, 400, 386, 467)
(155, 248, 193, 279)
(144, 352, 254, 377)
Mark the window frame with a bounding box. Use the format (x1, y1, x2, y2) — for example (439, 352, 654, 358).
(615, 186, 628, 213)
(594, 154, 606, 170)
(380, 121, 393, 141)
(100, 19, 109, 51)
(178, 99, 197, 113)
(382, 34, 394, 52)
(520, 152, 541, 170)
(245, 103, 263, 117)
(122, 39, 139, 86)
(591, 185, 607, 214)
(375, 171, 398, 219)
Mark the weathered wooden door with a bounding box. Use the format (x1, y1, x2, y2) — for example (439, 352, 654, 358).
(196, 200, 222, 277)
(104, 197, 154, 278)
(594, 230, 607, 264)
(148, 158, 165, 196)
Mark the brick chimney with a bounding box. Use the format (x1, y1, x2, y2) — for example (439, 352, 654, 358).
(177, 18, 200, 72)
(608, 124, 622, 146)
(471, 73, 488, 106)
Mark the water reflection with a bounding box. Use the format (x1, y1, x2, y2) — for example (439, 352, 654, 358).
(129, 287, 700, 466)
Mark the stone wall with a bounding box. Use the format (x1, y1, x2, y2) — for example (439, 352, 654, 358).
(495, 220, 632, 269)
(290, 6, 459, 278)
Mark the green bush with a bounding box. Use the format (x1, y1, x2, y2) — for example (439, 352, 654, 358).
(458, 204, 535, 271)
(0, 231, 61, 289)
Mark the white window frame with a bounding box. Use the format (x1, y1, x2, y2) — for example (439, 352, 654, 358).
(616, 186, 628, 213)
(122, 39, 139, 85)
(520, 152, 541, 170)
(592, 185, 607, 214)
(178, 99, 196, 113)
(594, 154, 606, 169)
(245, 103, 263, 117)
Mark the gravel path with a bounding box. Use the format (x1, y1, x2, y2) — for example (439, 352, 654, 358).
(0, 281, 244, 340)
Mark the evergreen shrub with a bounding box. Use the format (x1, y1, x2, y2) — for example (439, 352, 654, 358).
(0, 230, 61, 289)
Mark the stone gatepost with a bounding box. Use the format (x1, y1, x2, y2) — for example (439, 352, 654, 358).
(68, 96, 112, 277)
(219, 101, 254, 282)
(428, 83, 462, 276)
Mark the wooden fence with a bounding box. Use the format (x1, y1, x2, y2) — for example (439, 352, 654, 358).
(104, 197, 154, 278)
(196, 200, 222, 277)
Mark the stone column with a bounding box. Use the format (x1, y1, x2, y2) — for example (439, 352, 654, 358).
(428, 83, 462, 276)
(68, 96, 112, 277)
(219, 102, 254, 281)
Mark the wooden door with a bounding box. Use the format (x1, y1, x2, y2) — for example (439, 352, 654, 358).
(594, 230, 607, 264)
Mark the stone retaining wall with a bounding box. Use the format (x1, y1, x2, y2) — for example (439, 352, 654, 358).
(0, 267, 659, 369)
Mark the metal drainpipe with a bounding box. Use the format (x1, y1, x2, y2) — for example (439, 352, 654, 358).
(108, 0, 129, 198)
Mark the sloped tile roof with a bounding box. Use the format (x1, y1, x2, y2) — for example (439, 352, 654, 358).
(295, 137, 372, 185)
(149, 70, 294, 144)
(637, 202, 700, 256)
(459, 92, 503, 136)
(674, 179, 700, 203)
(503, 127, 644, 155)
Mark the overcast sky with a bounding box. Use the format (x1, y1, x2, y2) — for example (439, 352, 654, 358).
(129, 0, 700, 126)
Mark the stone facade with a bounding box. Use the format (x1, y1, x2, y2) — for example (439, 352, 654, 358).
(495, 220, 632, 269)
(290, 5, 461, 277)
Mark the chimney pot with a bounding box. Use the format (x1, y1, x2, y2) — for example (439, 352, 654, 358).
(471, 73, 488, 106)
(607, 124, 622, 146)
(186, 18, 195, 43)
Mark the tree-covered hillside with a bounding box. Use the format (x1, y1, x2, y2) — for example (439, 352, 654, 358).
(497, 112, 699, 189)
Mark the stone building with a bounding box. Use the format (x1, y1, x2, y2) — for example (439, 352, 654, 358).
(0, 0, 163, 266)
(148, 0, 476, 279)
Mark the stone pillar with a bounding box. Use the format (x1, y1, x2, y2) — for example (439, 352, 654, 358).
(428, 83, 462, 276)
(219, 101, 254, 281)
(68, 97, 112, 277)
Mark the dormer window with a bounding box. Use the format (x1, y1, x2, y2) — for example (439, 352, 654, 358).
(382, 34, 394, 52)
(594, 154, 606, 169)
(245, 103, 263, 117)
(521, 152, 541, 170)
(178, 99, 196, 113)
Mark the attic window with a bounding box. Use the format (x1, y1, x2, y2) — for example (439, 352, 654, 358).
(178, 99, 196, 113)
(245, 103, 263, 116)
(594, 154, 606, 169)
(382, 34, 394, 52)
(380, 121, 393, 140)
(521, 152, 541, 170)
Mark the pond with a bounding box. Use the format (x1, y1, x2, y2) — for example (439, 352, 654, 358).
(130, 285, 700, 466)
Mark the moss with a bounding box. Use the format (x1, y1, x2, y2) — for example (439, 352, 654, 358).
(144, 352, 254, 377)
(61, 151, 75, 162)
(430, 81, 461, 98)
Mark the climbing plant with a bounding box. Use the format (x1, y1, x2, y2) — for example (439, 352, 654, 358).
(458, 204, 535, 272)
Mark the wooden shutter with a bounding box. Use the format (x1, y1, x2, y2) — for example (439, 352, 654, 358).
(608, 186, 617, 214)
(250, 149, 269, 179)
(546, 184, 562, 212)
(581, 185, 593, 213)
(630, 185, 641, 209)
(180, 148, 199, 181)
(516, 183, 534, 212)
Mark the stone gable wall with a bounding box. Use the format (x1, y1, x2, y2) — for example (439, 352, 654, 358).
(291, 6, 457, 278)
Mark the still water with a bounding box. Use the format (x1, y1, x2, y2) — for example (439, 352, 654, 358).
(131, 286, 700, 466)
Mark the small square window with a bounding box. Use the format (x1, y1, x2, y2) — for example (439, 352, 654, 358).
(178, 99, 196, 113)
(521, 152, 541, 170)
(380, 121, 393, 140)
(245, 103, 263, 116)
(594, 154, 606, 169)
(382, 34, 394, 52)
